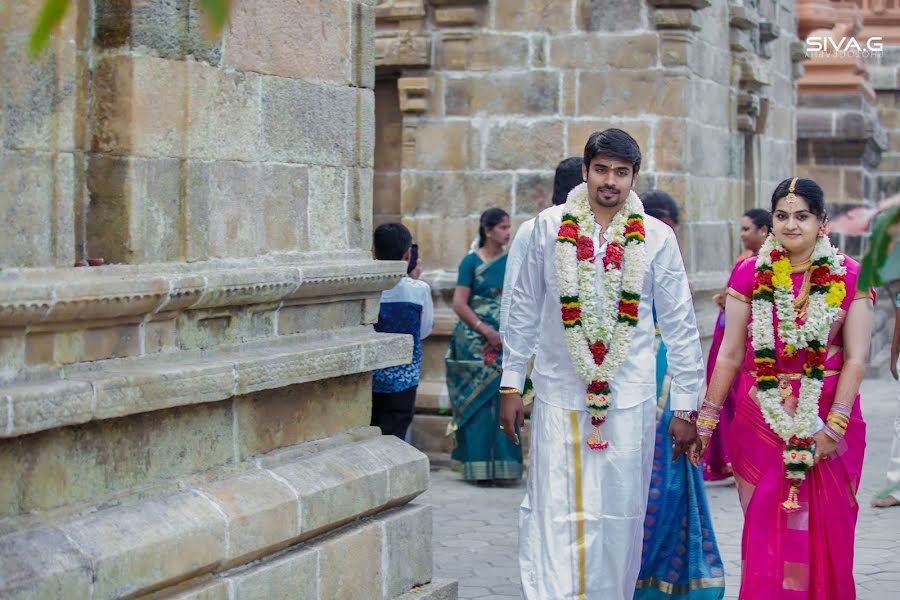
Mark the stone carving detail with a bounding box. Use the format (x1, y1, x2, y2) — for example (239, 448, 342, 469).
(398, 77, 432, 113)
(375, 29, 431, 67)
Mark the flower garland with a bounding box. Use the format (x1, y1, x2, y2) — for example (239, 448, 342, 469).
(751, 233, 846, 510)
(556, 183, 647, 451)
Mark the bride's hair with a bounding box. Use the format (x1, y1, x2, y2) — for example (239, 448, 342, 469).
(770, 177, 826, 221)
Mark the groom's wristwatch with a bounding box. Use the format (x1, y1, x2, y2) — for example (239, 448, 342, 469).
(673, 410, 698, 424)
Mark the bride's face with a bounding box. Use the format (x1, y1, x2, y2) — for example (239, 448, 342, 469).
(772, 195, 822, 256)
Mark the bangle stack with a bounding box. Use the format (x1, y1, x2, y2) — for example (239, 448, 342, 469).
(824, 402, 851, 443)
(696, 399, 722, 437)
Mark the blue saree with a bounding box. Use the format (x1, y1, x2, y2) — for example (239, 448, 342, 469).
(445, 252, 523, 481)
(634, 337, 725, 599)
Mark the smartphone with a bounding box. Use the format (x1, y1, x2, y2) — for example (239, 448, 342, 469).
(407, 243, 419, 274)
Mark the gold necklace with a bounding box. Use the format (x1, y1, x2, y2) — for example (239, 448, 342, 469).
(790, 257, 812, 273)
(793, 269, 813, 320)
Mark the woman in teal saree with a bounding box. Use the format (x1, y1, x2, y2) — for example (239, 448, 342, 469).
(446, 208, 523, 482)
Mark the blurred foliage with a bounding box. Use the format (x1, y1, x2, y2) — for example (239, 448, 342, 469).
(29, 0, 232, 56)
(859, 205, 900, 291)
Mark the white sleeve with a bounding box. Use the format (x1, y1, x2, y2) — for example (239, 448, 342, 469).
(499, 223, 532, 338)
(501, 219, 547, 391)
(420, 283, 434, 340)
(653, 229, 704, 410)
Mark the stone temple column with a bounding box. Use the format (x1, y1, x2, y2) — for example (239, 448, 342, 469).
(0, 1, 455, 598)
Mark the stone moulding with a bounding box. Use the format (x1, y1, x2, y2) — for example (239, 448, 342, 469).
(0, 253, 406, 329)
(2, 326, 412, 438)
(0, 432, 431, 599)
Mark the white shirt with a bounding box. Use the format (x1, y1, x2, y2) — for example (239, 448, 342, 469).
(499, 217, 536, 342)
(500, 204, 703, 412)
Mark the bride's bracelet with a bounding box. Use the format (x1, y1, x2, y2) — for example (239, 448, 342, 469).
(822, 423, 844, 443)
(697, 399, 722, 437)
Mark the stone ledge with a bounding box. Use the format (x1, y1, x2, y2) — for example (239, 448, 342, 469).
(396, 579, 460, 600)
(2, 327, 412, 438)
(0, 252, 405, 328)
(0, 435, 431, 599)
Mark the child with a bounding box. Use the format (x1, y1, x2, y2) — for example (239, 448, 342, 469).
(371, 223, 434, 438)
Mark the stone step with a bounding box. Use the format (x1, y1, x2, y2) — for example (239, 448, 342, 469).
(395, 578, 459, 600)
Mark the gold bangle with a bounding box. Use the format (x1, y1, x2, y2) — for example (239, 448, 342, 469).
(499, 388, 521, 395)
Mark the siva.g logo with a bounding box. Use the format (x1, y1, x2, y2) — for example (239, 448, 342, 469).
(806, 36, 884, 58)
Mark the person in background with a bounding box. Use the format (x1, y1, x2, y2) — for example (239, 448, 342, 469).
(446, 207, 522, 483)
(872, 290, 900, 508)
(704, 208, 772, 481)
(634, 190, 725, 600)
(370, 223, 434, 439)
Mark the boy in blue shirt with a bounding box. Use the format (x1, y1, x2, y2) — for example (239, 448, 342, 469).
(371, 223, 434, 438)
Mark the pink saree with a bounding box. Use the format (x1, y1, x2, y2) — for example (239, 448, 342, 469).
(727, 255, 871, 600)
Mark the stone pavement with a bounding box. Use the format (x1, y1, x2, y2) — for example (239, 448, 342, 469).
(419, 378, 900, 599)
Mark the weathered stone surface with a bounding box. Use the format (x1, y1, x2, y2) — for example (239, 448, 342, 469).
(395, 579, 460, 600)
(401, 171, 513, 217)
(407, 121, 474, 170)
(229, 547, 319, 599)
(91, 55, 187, 157)
(308, 166, 350, 249)
(485, 120, 564, 170)
(4, 379, 93, 437)
(380, 504, 434, 598)
(437, 33, 529, 71)
(515, 172, 555, 215)
(161, 579, 230, 600)
(259, 163, 310, 252)
(61, 492, 226, 599)
(579, 71, 688, 118)
(87, 155, 183, 264)
(495, 0, 573, 33)
(235, 373, 371, 459)
(277, 300, 364, 336)
(318, 519, 383, 600)
(227, 0, 351, 83)
(0, 527, 91, 600)
(445, 72, 559, 116)
(549, 33, 658, 69)
(578, 0, 644, 31)
(654, 118, 689, 172)
(184, 160, 261, 259)
(349, 167, 374, 249)
(359, 435, 430, 506)
(187, 63, 260, 161)
(260, 76, 358, 166)
(197, 471, 299, 566)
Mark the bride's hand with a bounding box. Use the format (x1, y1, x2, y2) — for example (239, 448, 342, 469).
(690, 435, 710, 467)
(813, 430, 837, 464)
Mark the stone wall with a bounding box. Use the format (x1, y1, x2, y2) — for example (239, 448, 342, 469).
(0, 2, 455, 598)
(372, 0, 800, 445)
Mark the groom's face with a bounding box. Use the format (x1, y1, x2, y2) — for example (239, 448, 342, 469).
(582, 154, 636, 209)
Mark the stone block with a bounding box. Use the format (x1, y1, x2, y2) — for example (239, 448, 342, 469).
(0, 150, 67, 268)
(308, 166, 349, 249)
(227, 0, 351, 83)
(259, 163, 310, 252)
(685, 221, 733, 273)
(349, 167, 374, 249)
(162, 580, 230, 600)
(516, 172, 555, 215)
(235, 374, 371, 459)
(689, 122, 734, 178)
(437, 33, 529, 71)
(184, 160, 262, 259)
(2, 399, 233, 516)
(653, 8, 701, 30)
(660, 30, 690, 67)
(374, 172, 401, 218)
(4, 379, 93, 437)
(445, 72, 559, 116)
(91, 55, 187, 157)
(358, 435, 430, 506)
(260, 76, 358, 165)
(87, 155, 183, 264)
(0, 334, 24, 382)
(318, 519, 383, 600)
(403, 215, 478, 270)
(408, 121, 474, 169)
(797, 109, 834, 138)
(395, 579, 460, 600)
(485, 120, 564, 170)
(379, 504, 434, 598)
(197, 471, 299, 567)
(354, 3, 376, 88)
(360, 88, 376, 168)
(0, 527, 91, 600)
(229, 547, 319, 600)
(434, 6, 483, 26)
(578, 0, 643, 30)
(549, 33, 658, 69)
(495, 0, 573, 33)
(401, 171, 512, 217)
(579, 71, 688, 118)
(145, 318, 177, 354)
(95, 0, 185, 57)
(277, 299, 364, 335)
(187, 62, 261, 161)
(2, 1, 79, 42)
(61, 492, 226, 599)
(2, 35, 78, 152)
(654, 118, 689, 172)
(566, 121, 651, 162)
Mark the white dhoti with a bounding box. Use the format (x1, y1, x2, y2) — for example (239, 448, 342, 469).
(519, 397, 657, 600)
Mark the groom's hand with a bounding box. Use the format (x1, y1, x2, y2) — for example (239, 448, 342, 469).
(668, 417, 697, 462)
(499, 390, 525, 445)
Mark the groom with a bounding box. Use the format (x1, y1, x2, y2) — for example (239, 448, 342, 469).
(500, 129, 704, 599)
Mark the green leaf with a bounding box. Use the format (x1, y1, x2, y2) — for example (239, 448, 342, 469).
(858, 205, 900, 290)
(28, 0, 71, 58)
(199, 0, 232, 33)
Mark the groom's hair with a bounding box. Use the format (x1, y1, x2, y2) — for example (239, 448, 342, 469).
(583, 129, 641, 174)
(552, 157, 583, 205)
